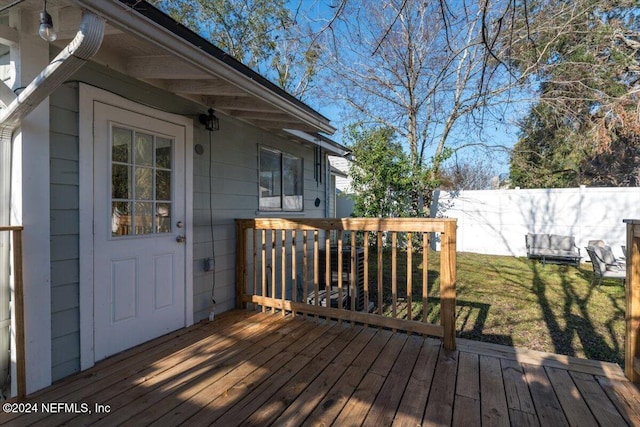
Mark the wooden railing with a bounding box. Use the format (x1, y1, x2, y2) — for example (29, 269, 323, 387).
(236, 218, 457, 350)
(624, 219, 640, 383)
(0, 225, 25, 397)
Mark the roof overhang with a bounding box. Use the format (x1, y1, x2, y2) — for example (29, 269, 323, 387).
(284, 129, 350, 157)
(43, 0, 336, 136)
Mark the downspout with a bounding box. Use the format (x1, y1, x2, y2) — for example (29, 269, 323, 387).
(0, 11, 105, 396)
(0, 11, 105, 136)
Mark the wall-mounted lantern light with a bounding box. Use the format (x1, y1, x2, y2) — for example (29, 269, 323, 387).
(199, 108, 220, 132)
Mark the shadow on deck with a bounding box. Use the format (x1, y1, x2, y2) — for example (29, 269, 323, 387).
(1, 310, 639, 426)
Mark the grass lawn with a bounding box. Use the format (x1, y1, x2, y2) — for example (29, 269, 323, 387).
(370, 250, 626, 366)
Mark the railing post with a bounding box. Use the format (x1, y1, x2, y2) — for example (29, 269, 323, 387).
(624, 219, 640, 383)
(235, 220, 248, 309)
(12, 228, 25, 398)
(440, 220, 457, 351)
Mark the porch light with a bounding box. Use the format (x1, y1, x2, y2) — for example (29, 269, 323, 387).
(199, 108, 219, 132)
(39, 0, 57, 42)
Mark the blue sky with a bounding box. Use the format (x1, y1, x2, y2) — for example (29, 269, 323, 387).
(286, 0, 522, 176)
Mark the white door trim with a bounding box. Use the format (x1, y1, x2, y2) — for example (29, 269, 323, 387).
(79, 84, 193, 370)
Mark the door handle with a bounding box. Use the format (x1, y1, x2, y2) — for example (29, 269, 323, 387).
(176, 235, 186, 243)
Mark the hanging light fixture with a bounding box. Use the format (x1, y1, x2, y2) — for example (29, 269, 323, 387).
(39, 0, 57, 42)
(199, 108, 220, 132)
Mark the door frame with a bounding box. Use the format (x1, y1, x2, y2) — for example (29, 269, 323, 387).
(78, 84, 193, 370)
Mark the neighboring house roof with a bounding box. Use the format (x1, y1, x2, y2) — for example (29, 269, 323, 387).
(3, 0, 347, 151)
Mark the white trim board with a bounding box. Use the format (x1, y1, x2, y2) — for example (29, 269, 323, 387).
(79, 84, 194, 370)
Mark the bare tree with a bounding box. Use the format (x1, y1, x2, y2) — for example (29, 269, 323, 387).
(317, 0, 514, 214)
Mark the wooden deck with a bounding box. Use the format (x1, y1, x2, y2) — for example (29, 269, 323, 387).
(2, 310, 639, 426)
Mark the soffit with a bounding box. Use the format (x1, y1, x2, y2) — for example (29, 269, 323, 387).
(3, 0, 334, 137)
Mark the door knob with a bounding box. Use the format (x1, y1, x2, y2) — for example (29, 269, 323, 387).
(176, 235, 186, 243)
(176, 221, 184, 228)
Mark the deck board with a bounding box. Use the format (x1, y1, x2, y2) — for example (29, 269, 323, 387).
(452, 352, 480, 427)
(523, 363, 570, 426)
(545, 366, 598, 427)
(391, 337, 441, 427)
(569, 371, 628, 427)
(1, 310, 639, 427)
(422, 348, 458, 426)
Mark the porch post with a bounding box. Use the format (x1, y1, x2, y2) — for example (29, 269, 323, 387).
(236, 220, 248, 309)
(440, 220, 457, 351)
(624, 219, 640, 383)
(10, 20, 52, 394)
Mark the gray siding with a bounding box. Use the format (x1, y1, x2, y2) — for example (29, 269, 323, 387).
(46, 62, 330, 381)
(49, 82, 80, 381)
(192, 117, 326, 320)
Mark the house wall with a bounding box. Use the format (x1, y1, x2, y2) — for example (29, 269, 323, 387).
(434, 186, 640, 259)
(192, 118, 326, 319)
(47, 63, 328, 380)
(49, 83, 81, 381)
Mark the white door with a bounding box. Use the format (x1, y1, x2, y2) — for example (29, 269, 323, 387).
(92, 101, 187, 361)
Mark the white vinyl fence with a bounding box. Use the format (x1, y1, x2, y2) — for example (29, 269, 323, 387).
(433, 186, 640, 261)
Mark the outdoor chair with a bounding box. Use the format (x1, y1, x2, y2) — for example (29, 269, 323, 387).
(585, 246, 626, 288)
(587, 240, 625, 266)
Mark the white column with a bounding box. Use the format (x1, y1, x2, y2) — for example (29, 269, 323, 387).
(10, 10, 52, 395)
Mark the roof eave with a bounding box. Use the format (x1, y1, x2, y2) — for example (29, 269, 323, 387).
(70, 0, 336, 135)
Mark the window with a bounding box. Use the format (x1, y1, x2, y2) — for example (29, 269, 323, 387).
(259, 146, 303, 211)
(111, 125, 173, 236)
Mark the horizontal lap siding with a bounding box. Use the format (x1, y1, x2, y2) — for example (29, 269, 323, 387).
(192, 120, 324, 320)
(48, 63, 328, 380)
(49, 82, 81, 381)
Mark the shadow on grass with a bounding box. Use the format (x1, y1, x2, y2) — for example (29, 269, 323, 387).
(366, 248, 623, 364)
(529, 261, 624, 365)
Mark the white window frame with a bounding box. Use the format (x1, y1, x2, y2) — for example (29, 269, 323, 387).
(259, 146, 304, 212)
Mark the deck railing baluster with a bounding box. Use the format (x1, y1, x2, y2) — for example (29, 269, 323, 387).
(313, 230, 319, 318)
(392, 232, 397, 326)
(303, 230, 308, 320)
(337, 230, 343, 317)
(407, 232, 412, 324)
(235, 218, 457, 350)
(291, 230, 297, 316)
(262, 230, 267, 312)
(377, 231, 383, 316)
(363, 232, 370, 326)
(350, 231, 356, 317)
(281, 230, 286, 316)
(423, 233, 429, 323)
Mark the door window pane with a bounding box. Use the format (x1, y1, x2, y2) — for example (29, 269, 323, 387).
(112, 164, 131, 199)
(156, 170, 171, 201)
(111, 201, 132, 236)
(135, 202, 154, 235)
(156, 137, 172, 168)
(156, 203, 172, 233)
(135, 133, 153, 166)
(135, 166, 153, 200)
(110, 125, 174, 237)
(112, 127, 132, 163)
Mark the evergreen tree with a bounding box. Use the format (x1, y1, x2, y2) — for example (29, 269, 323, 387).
(345, 125, 412, 218)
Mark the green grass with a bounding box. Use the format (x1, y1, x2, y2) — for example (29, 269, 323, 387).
(369, 250, 626, 365)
